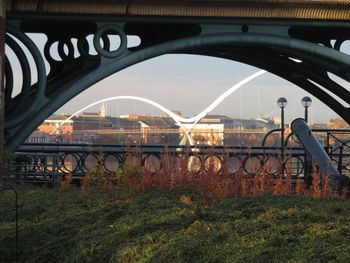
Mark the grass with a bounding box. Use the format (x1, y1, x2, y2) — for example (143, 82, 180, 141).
(1, 186, 350, 262)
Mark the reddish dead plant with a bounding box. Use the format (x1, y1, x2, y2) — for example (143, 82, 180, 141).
(59, 173, 73, 192)
(311, 172, 322, 198)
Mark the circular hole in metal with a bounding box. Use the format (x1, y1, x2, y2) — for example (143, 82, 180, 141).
(84, 34, 98, 55)
(144, 155, 161, 173)
(187, 156, 202, 173)
(107, 34, 121, 52)
(104, 154, 120, 173)
(339, 40, 350, 55)
(244, 156, 262, 175)
(127, 35, 141, 48)
(71, 38, 80, 58)
(63, 44, 69, 56)
(62, 154, 78, 173)
(204, 155, 222, 174)
(49, 41, 62, 61)
(264, 156, 280, 175)
(227, 156, 242, 175)
(84, 154, 98, 171)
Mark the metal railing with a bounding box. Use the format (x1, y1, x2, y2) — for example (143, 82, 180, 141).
(7, 144, 304, 184)
(7, 152, 60, 186)
(262, 128, 350, 177)
(7, 129, 350, 186)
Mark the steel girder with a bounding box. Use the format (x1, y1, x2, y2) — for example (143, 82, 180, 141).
(4, 16, 350, 151)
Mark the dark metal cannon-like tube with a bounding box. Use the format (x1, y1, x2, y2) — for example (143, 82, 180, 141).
(291, 118, 350, 187)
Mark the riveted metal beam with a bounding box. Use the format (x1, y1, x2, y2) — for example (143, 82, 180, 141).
(6, 0, 350, 21)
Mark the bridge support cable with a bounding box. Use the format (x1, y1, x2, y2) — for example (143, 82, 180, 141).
(291, 118, 350, 187)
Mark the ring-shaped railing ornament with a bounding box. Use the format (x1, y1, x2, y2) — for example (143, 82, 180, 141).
(93, 25, 127, 58)
(9, 143, 322, 185)
(143, 154, 162, 174)
(11, 126, 350, 183)
(103, 154, 122, 173)
(57, 39, 76, 62)
(226, 155, 243, 175)
(263, 155, 281, 176)
(204, 155, 223, 174)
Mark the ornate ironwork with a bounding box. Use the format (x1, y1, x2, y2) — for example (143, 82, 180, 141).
(9, 125, 350, 185)
(8, 144, 309, 185)
(4, 6, 350, 151)
(263, 128, 350, 177)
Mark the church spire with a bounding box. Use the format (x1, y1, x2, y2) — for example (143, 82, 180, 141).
(99, 102, 107, 117)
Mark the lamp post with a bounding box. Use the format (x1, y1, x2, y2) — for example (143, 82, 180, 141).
(301, 96, 312, 123)
(277, 97, 287, 148)
(301, 96, 312, 185)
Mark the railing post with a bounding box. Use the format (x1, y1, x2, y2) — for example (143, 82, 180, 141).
(338, 146, 344, 176)
(326, 131, 330, 150)
(304, 155, 313, 187)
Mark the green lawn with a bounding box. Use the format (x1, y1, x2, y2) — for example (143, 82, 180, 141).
(1, 186, 350, 263)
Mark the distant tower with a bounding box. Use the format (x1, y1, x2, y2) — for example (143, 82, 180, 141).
(99, 103, 107, 117)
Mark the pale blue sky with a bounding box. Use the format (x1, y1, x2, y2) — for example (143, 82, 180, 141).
(7, 34, 349, 123)
(58, 54, 342, 123)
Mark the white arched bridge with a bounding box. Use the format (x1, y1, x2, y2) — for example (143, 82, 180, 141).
(53, 70, 266, 146)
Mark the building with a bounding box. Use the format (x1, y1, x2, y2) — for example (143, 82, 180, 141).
(71, 115, 140, 143)
(31, 107, 279, 146)
(37, 115, 73, 135)
(180, 115, 278, 146)
(134, 115, 179, 144)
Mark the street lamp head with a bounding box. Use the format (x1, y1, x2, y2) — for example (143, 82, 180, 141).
(277, 97, 288, 108)
(301, 96, 312, 108)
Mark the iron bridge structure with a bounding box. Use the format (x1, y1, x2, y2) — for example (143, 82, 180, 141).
(2, 0, 350, 152)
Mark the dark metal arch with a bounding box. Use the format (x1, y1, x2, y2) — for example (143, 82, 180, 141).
(4, 56, 13, 104)
(6, 31, 350, 151)
(5, 35, 32, 112)
(5, 26, 47, 129)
